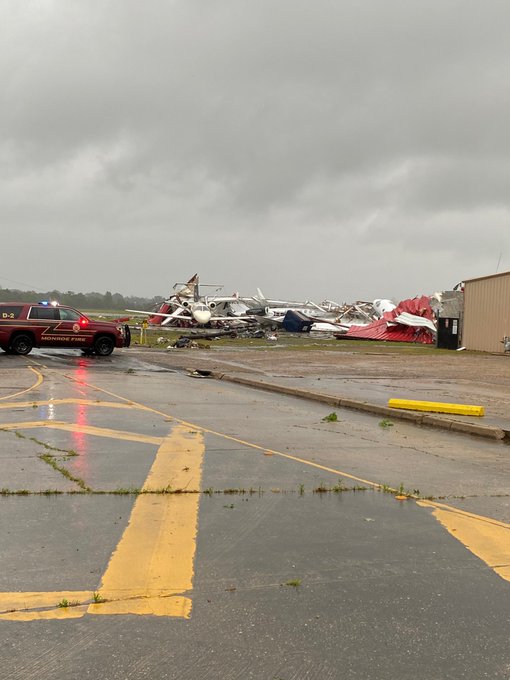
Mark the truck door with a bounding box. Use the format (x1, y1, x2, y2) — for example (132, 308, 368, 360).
(56, 307, 90, 348)
(27, 306, 60, 346)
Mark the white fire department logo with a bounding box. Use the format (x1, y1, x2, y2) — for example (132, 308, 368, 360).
(72, 323, 80, 333)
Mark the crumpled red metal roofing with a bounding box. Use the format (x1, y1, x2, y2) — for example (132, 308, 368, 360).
(345, 295, 435, 344)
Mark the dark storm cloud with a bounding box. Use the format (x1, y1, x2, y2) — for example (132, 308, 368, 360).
(1, 0, 510, 299)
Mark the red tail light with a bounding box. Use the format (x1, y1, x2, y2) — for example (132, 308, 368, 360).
(79, 317, 89, 328)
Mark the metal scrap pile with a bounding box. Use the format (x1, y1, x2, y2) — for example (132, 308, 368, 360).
(343, 296, 437, 344)
(126, 274, 466, 346)
(327, 301, 378, 331)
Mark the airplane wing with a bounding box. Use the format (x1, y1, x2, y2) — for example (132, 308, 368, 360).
(125, 308, 191, 320)
(126, 309, 181, 318)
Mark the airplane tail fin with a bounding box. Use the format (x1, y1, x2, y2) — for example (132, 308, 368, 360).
(256, 287, 267, 303)
(175, 273, 200, 301)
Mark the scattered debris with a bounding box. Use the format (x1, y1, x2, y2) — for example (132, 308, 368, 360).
(343, 296, 436, 344)
(188, 369, 213, 379)
(124, 276, 470, 348)
(170, 337, 207, 349)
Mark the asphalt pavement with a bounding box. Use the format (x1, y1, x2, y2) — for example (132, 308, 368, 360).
(0, 348, 509, 679)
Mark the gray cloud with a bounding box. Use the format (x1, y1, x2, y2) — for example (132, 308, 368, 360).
(1, 0, 510, 301)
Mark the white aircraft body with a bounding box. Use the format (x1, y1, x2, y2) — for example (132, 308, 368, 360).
(127, 274, 255, 327)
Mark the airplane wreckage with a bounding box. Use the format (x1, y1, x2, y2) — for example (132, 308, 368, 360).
(127, 274, 462, 345)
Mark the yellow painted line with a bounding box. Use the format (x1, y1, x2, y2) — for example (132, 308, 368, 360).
(0, 592, 92, 621)
(0, 424, 204, 620)
(89, 424, 204, 617)
(0, 421, 163, 446)
(388, 398, 484, 417)
(0, 398, 136, 411)
(418, 500, 510, 582)
(0, 367, 44, 402)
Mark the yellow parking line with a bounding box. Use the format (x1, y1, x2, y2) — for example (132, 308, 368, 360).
(418, 500, 510, 582)
(0, 424, 204, 620)
(0, 592, 92, 621)
(0, 367, 43, 402)
(0, 421, 163, 446)
(90, 424, 204, 617)
(0, 398, 136, 410)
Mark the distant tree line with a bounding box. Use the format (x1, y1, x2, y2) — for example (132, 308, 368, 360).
(0, 287, 164, 311)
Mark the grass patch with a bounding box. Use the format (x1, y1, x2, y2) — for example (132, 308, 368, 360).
(2, 430, 86, 487)
(39, 453, 90, 491)
(29, 436, 76, 456)
(111, 486, 141, 495)
(313, 480, 369, 494)
(313, 482, 329, 493)
(57, 598, 80, 608)
(122, 328, 457, 354)
(331, 479, 346, 492)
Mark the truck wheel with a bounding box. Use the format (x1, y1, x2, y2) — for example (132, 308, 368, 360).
(10, 334, 34, 355)
(94, 335, 114, 356)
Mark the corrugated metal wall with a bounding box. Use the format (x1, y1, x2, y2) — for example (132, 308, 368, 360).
(463, 272, 510, 352)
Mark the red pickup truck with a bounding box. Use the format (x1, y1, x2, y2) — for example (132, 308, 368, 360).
(0, 302, 130, 356)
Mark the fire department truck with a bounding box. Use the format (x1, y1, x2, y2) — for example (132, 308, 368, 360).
(0, 301, 130, 355)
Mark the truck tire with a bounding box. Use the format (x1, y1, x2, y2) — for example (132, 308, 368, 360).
(10, 334, 34, 355)
(93, 335, 115, 356)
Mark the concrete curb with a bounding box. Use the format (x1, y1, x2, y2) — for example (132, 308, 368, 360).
(211, 372, 506, 441)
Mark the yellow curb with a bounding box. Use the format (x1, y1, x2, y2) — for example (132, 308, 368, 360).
(388, 399, 484, 417)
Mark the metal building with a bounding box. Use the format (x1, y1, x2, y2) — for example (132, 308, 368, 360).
(462, 271, 510, 353)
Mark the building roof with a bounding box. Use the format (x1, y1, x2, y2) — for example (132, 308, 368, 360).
(464, 270, 510, 284)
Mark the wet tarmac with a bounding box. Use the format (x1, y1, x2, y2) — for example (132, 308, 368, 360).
(0, 348, 509, 679)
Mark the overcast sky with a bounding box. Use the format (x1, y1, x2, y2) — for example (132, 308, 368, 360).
(1, 0, 510, 303)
